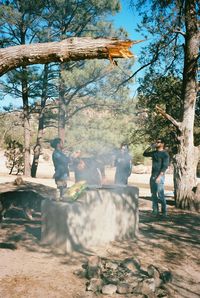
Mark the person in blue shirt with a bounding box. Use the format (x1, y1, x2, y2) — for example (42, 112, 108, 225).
(114, 144, 132, 185)
(143, 138, 170, 216)
(50, 138, 70, 200)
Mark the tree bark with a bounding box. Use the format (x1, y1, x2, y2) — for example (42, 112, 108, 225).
(156, 102, 200, 211)
(58, 63, 66, 144)
(156, 1, 200, 211)
(173, 0, 200, 211)
(173, 145, 200, 211)
(0, 37, 137, 76)
(22, 66, 31, 177)
(31, 64, 49, 178)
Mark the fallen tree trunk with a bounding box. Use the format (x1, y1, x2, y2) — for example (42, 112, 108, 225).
(0, 37, 139, 76)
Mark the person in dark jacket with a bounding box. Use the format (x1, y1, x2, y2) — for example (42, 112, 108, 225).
(143, 138, 169, 216)
(114, 144, 132, 185)
(50, 138, 70, 200)
(71, 150, 105, 186)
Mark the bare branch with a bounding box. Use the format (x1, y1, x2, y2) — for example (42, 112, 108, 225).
(172, 29, 186, 37)
(155, 105, 182, 132)
(113, 36, 178, 92)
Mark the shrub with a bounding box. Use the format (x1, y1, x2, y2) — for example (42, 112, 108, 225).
(4, 137, 24, 175)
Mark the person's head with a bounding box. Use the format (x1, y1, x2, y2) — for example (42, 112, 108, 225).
(120, 143, 128, 152)
(73, 149, 81, 158)
(77, 159, 86, 170)
(50, 138, 63, 150)
(155, 138, 166, 150)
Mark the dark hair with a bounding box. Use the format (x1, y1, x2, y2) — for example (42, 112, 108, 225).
(50, 138, 61, 149)
(121, 143, 128, 149)
(157, 137, 166, 147)
(158, 137, 165, 144)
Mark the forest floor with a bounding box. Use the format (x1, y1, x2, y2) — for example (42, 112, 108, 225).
(0, 151, 200, 298)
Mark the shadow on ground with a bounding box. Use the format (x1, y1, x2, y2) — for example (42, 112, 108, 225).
(0, 198, 200, 297)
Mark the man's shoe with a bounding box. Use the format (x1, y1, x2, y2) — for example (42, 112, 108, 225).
(152, 210, 159, 216)
(161, 213, 167, 219)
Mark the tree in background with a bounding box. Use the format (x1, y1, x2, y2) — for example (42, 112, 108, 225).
(133, 73, 182, 149)
(4, 138, 24, 175)
(0, 97, 136, 174)
(0, 0, 48, 176)
(131, 0, 200, 210)
(30, 0, 134, 177)
(65, 96, 136, 154)
(42, 0, 125, 143)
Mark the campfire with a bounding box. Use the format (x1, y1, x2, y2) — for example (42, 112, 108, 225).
(74, 256, 172, 296)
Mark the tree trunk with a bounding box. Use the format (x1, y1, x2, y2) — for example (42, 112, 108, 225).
(58, 63, 66, 144)
(0, 37, 136, 76)
(22, 66, 31, 177)
(173, 0, 200, 211)
(31, 64, 49, 178)
(174, 145, 200, 211)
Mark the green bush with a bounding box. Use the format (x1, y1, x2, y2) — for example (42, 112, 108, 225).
(4, 137, 24, 175)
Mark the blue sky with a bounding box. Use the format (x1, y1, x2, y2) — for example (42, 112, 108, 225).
(111, 0, 146, 93)
(112, 0, 143, 54)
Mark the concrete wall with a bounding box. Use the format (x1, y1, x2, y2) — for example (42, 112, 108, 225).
(41, 186, 139, 253)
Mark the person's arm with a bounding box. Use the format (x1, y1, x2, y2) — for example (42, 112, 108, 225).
(143, 145, 155, 157)
(128, 158, 132, 176)
(114, 153, 121, 166)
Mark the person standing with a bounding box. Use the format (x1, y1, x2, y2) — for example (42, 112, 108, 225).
(50, 138, 70, 200)
(71, 151, 105, 186)
(114, 144, 132, 185)
(143, 138, 170, 216)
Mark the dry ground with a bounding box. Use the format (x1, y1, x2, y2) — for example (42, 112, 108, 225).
(0, 152, 200, 298)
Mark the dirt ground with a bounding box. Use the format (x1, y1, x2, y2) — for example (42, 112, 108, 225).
(0, 153, 200, 298)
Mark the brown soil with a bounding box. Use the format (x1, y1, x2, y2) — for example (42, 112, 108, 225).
(0, 157, 200, 297)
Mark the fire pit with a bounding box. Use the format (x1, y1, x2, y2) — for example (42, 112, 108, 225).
(41, 185, 139, 253)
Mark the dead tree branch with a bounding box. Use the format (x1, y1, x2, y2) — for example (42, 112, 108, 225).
(0, 37, 142, 76)
(155, 105, 182, 132)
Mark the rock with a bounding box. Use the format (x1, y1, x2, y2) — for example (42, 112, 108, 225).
(85, 255, 102, 279)
(125, 276, 139, 288)
(73, 269, 86, 278)
(147, 265, 160, 278)
(86, 278, 103, 292)
(105, 261, 118, 270)
(134, 278, 156, 296)
(101, 274, 119, 285)
(147, 264, 162, 287)
(117, 282, 133, 294)
(87, 255, 102, 267)
(156, 287, 169, 297)
(80, 257, 173, 297)
(86, 265, 101, 279)
(102, 284, 117, 295)
(160, 271, 173, 283)
(121, 258, 141, 272)
(14, 176, 24, 185)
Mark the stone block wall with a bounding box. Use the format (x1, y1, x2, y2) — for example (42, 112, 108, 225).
(41, 186, 139, 253)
